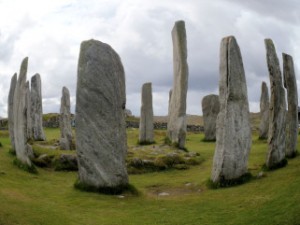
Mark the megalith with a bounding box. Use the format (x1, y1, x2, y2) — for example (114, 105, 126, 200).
(283, 53, 298, 158)
(139, 82, 154, 144)
(25, 81, 32, 140)
(258, 82, 269, 139)
(8, 73, 17, 151)
(59, 86, 73, 150)
(75, 39, 128, 191)
(167, 20, 188, 149)
(265, 39, 286, 169)
(13, 57, 33, 166)
(201, 94, 220, 141)
(211, 36, 252, 184)
(31, 73, 46, 141)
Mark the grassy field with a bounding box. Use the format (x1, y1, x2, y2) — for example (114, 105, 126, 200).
(0, 128, 300, 225)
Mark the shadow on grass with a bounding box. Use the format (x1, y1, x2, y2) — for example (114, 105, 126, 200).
(206, 173, 253, 189)
(74, 179, 140, 196)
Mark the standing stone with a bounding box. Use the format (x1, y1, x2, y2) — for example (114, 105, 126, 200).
(13, 57, 33, 166)
(167, 20, 188, 149)
(60, 86, 73, 150)
(265, 39, 286, 169)
(76, 39, 128, 190)
(139, 82, 154, 144)
(8, 73, 17, 151)
(283, 53, 298, 158)
(259, 82, 269, 139)
(25, 81, 32, 140)
(201, 94, 220, 141)
(31, 74, 46, 141)
(211, 36, 252, 184)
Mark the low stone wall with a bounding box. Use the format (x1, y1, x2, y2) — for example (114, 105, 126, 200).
(127, 121, 203, 132)
(0, 116, 204, 132)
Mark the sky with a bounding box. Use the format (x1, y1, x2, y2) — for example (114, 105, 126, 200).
(0, 0, 299, 117)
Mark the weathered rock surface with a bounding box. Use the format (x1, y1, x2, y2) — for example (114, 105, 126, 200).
(265, 39, 286, 168)
(259, 82, 269, 139)
(139, 82, 154, 143)
(25, 81, 32, 140)
(59, 86, 73, 150)
(211, 36, 252, 183)
(201, 94, 219, 141)
(8, 73, 17, 151)
(167, 20, 188, 149)
(13, 57, 33, 166)
(76, 39, 128, 189)
(31, 74, 46, 141)
(283, 53, 298, 158)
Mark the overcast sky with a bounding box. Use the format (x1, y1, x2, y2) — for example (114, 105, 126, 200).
(0, 0, 299, 117)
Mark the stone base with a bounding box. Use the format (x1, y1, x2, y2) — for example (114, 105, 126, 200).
(207, 173, 252, 189)
(74, 179, 138, 195)
(263, 158, 288, 171)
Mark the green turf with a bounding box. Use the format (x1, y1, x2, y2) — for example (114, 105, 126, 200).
(0, 128, 299, 225)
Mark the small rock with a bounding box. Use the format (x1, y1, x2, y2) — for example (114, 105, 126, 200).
(185, 182, 192, 186)
(117, 195, 125, 199)
(158, 192, 170, 196)
(256, 171, 265, 179)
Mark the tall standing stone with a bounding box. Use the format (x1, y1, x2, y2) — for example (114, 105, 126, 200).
(265, 39, 286, 169)
(25, 81, 32, 140)
(139, 82, 154, 144)
(8, 73, 17, 151)
(13, 57, 33, 166)
(31, 74, 46, 141)
(76, 39, 128, 190)
(283, 53, 298, 158)
(167, 20, 188, 149)
(201, 94, 220, 141)
(259, 82, 269, 139)
(211, 36, 252, 184)
(60, 86, 73, 150)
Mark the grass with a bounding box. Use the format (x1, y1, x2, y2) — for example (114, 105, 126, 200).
(0, 128, 300, 225)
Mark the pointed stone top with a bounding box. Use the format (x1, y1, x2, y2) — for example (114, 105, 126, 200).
(31, 73, 41, 81)
(62, 86, 70, 95)
(18, 57, 29, 83)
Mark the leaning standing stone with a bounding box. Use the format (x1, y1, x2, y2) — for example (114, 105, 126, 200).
(258, 82, 269, 139)
(265, 39, 287, 169)
(211, 36, 252, 184)
(201, 94, 219, 141)
(283, 53, 298, 158)
(13, 57, 33, 166)
(59, 86, 73, 150)
(8, 73, 17, 151)
(31, 74, 46, 141)
(75, 39, 128, 191)
(139, 82, 154, 144)
(167, 20, 188, 149)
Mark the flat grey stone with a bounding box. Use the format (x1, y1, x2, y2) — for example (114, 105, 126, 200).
(202, 94, 219, 141)
(283, 53, 298, 158)
(259, 82, 269, 139)
(76, 39, 128, 189)
(211, 36, 252, 183)
(139, 82, 154, 143)
(265, 39, 286, 168)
